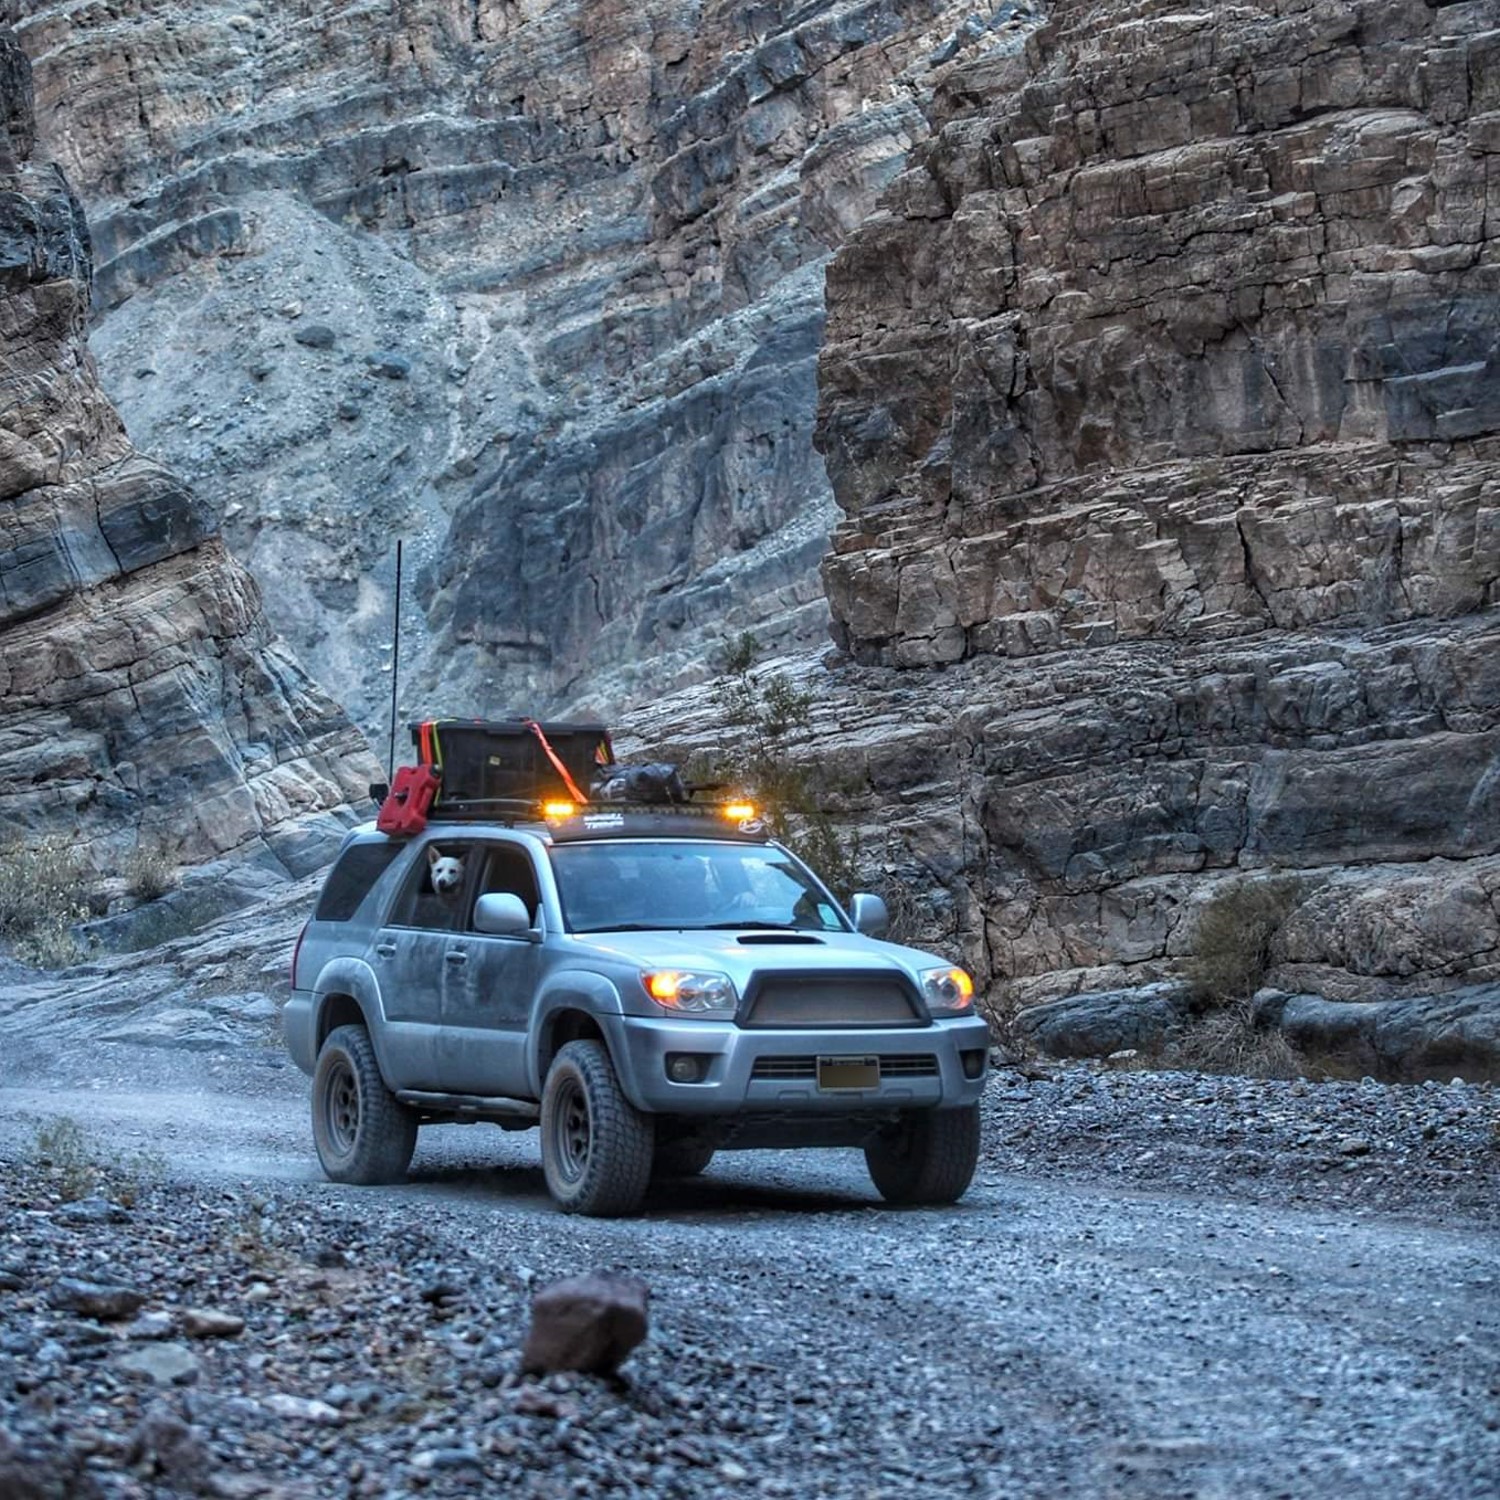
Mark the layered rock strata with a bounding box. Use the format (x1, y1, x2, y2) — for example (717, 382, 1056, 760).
(708, 0, 1495, 1064)
(17, 0, 1039, 733)
(0, 29, 375, 875)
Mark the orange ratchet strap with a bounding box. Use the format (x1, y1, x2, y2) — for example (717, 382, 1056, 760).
(524, 719, 589, 804)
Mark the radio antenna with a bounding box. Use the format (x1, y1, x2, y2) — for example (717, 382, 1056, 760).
(387, 538, 403, 780)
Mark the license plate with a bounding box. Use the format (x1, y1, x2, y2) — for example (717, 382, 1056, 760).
(817, 1056, 879, 1091)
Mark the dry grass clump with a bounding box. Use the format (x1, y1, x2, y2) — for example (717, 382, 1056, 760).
(29, 1115, 167, 1205)
(125, 845, 177, 902)
(0, 836, 90, 969)
(30, 1116, 101, 1201)
(1172, 1001, 1303, 1080)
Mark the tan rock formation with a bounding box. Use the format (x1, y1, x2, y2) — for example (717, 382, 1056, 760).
(790, 0, 1500, 1023)
(0, 28, 376, 875)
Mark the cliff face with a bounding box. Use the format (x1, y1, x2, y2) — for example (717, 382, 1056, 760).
(801, 0, 1500, 1006)
(16, 0, 1035, 733)
(0, 28, 375, 875)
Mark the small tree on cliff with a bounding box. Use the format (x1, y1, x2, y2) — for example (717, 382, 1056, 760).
(702, 633, 861, 900)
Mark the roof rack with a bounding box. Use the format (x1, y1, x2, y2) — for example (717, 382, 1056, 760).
(372, 717, 759, 839)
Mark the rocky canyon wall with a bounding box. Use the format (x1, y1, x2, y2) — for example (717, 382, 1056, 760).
(0, 27, 375, 876)
(798, 0, 1500, 1019)
(16, 0, 1038, 736)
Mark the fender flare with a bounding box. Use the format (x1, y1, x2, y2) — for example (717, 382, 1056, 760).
(528, 972, 630, 1100)
(311, 958, 393, 1074)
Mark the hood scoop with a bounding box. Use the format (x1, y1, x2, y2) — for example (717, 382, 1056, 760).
(735, 933, 826, 946)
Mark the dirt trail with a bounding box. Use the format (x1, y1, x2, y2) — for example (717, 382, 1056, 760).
(2, 1033, 1497, 1496)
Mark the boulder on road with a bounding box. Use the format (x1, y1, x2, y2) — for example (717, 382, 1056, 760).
(47, 1278, 145, 1321)
(522, 1271, 649, 1376)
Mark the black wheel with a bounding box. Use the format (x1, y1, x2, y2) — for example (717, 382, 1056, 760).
(312, 1024, 418, 1185)
(864, 1104, 980, 1206)
(540, 1040, 653, 1215)
(652, 1140, 716, 1179)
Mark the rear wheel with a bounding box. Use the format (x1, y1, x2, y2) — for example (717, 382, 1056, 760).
(864, 1104, 980, 1206)
(540, 1040, 654, 1215)
(652, 1140, 715, 1179)
(312, 1024, 418, 1185)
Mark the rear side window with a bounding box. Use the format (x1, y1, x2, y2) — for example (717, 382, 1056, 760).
(315, 842, 404, 922)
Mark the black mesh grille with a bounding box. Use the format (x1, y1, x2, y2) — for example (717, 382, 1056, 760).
(751, 1058, 819, 1080)
(750, 1054, 940, 1081)
(878, 1054, 939, 1077)
(743, 974, 921, 1028)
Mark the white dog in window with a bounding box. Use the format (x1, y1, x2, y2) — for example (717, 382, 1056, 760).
(427, 845, 465, 896)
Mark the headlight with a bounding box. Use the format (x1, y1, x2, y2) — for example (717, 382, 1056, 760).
(642, 970, 738, 1016)
(920, 966, 975, 1015)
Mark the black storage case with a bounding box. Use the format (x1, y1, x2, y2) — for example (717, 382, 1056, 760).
(412, 719, 612, 815)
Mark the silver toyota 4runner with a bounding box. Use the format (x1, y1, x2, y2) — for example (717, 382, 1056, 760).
(284, 804, 990, 1215)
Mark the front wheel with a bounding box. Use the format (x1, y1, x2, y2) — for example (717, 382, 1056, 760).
(540, 1040, 654, 1215)
(311, 1024, 418, 1185)
(864, 1104, 980, 1206)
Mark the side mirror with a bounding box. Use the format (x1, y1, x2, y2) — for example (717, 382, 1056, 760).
(849, 893, 889, 938)
(474, 892, 533, 937)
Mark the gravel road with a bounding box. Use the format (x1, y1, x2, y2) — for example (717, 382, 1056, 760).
(0, 1035, 1496, 1499)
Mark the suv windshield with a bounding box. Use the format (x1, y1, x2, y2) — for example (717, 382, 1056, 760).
(550, 840, 847, 934)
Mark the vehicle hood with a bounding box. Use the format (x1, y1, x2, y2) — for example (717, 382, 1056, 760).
(561, 927, 947, 987)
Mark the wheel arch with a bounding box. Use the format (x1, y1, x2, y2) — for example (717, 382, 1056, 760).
(311, 958, 385, 1060)
(530, 973, 627, 1097)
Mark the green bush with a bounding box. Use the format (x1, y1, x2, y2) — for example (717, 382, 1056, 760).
(1186, 877, 1300, 1006)
(0, 836, 90, 969)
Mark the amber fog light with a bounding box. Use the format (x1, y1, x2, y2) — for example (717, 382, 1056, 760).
(666, 1054, 709, 1084)
(961, 1049, 986, 1080)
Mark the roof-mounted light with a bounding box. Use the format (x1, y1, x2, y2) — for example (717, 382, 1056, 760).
(722, 801, 757, 822)
(541, 800, 578, 822)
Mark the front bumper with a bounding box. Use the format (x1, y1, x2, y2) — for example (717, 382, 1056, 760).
(602, 1012, 991, 1115)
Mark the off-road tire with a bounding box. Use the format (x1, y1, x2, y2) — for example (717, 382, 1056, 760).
(312, 1024, 419, 1185)
(864, 1104, 980, 1206)
(652, 1140, 716, 1179)
(541, 1040, 654, 1215)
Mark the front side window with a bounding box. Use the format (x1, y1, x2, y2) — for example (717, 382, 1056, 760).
(467, 843, 542, 928)
(549, 840, 846, 934)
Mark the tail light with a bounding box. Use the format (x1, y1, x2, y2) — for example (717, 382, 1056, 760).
(290, 919, 309, 990)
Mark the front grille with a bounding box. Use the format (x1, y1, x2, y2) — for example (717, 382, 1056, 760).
(878, 1054, 940, 1077)
(751, 1057, 818, 1080)
(743, 972, 921, 1028)
(751, 1054, 939, 1081)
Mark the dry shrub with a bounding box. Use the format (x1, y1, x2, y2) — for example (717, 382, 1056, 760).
(0, 836, 90, 968)
(29, 1115, 166, 1204)
(1186, 877, 1301, 1005)
(30, 1116, 100, 1201)
(702, 632, 863, 900)
(125, 846, 177, 902)
(1172, 1001, 1303, 1080)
